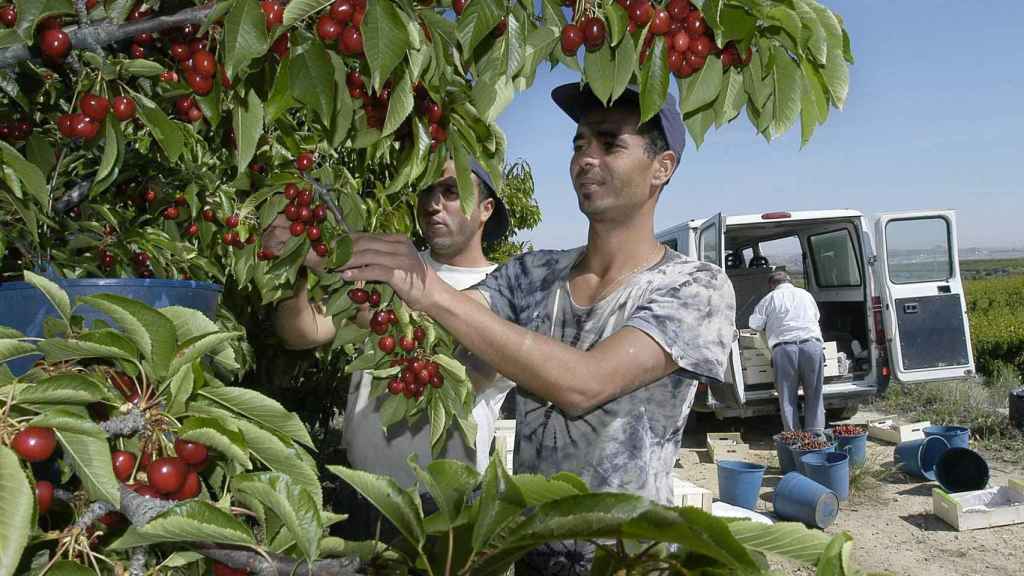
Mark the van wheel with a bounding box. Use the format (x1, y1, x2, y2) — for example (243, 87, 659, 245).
(827, 404, 860, 422)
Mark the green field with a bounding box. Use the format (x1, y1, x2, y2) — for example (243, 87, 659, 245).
(961, 257, 1024, 279)
(965, 262, 1024, 376)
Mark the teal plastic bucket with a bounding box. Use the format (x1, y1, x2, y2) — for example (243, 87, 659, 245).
(923, 425, 970, 449)
(0, 279, 222, 375)
(935, 448, 989, 493)
(801, 452, 850, 501)
(717, 460, 766, 510)
(773, 472, 840, 529)
(836, 432, 868, 468)
(894, 436, 949, 480)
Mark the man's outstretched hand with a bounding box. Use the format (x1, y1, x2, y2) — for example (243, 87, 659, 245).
(339, 233, 446, 312)
(261, 213, 328, 273)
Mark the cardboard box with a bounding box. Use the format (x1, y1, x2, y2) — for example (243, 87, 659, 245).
(933, 479, 1024, 531)
(671, 472, 713, 512)
(740, 348, 772, 367)
(867, 415, 930, 443)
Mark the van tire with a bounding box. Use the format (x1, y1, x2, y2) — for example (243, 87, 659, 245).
(826, 404, 860, 422)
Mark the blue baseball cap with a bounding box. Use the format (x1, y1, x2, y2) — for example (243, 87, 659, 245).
(551, 83, 686, 161)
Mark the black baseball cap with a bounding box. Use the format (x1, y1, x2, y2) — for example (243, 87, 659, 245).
(551, 83, 686, 161)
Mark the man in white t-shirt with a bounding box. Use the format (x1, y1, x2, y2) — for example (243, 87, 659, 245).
(262, 158, 514, 541)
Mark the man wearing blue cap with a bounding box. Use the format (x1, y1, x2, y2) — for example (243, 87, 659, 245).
(339, 84, 736, 570)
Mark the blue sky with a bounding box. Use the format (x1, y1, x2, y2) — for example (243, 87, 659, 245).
(497, 1, 1024, 251)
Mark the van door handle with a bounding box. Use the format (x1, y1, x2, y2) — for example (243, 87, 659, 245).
(903, 302, 919, 314)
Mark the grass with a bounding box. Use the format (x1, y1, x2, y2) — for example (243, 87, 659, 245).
(869, 364, 1024, 465)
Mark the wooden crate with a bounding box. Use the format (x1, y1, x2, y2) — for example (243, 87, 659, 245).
(671, 472, 713, 511)
(933, 480, 1024, 531)
(867, 415, 931, 443)
(706, 432, 750, 462)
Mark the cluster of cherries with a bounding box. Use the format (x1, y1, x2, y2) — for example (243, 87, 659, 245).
(55, 93, 137, 141)
(348, 287, 446, 398)
(9, 425, 59, 514)
(0, 118, 32, 143)
(314, 0, 367, 56)
(832, 424, 867, 437)
(274, 168, 333, 261)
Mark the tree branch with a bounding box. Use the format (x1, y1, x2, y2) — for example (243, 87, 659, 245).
(194, 544, 364, 576)
(0, 3, 218, 70)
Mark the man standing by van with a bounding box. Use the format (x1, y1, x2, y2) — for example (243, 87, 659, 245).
(337, 84, 736, 573)
(749, 271, 825, 432)
(263, 158, 514, 541)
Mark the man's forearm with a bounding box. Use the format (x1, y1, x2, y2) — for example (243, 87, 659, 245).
(273, 272, 336, 350)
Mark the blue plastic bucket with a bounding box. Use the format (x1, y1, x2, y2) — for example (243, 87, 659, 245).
(774, 435, 798, 474)
(894, 436, 949, 480)
(923, 425, 970, 449)
(836, 432, 868, 468)
(794, 443, 836, 475)
(935, 448, 990, 493)
(0, 279, 222, 375)
(773, 472, 840, 529)
(801, 452, 850, 501)
(717, 460, 766, 510)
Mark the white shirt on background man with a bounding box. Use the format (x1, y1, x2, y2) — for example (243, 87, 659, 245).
(748, 282, 822, 349)
(342, 252, 515, 489)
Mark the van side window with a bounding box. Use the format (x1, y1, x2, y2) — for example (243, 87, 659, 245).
(662, 237, 678, 251)
(883, 217, 952, 283)
(809, 229, 862, 287)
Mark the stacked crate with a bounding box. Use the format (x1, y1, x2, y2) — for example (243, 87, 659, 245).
(738, 330, 840, 383)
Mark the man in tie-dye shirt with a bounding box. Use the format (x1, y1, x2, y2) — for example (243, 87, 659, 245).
(341, 84, 736, 574)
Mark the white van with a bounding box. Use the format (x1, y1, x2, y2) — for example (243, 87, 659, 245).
(656, 210, 975, 420)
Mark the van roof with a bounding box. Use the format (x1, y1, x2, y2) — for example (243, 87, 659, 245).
(657, 209, 864, 235)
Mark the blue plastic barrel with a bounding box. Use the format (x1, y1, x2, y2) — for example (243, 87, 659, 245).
(717, 460, 766, 510)
(773, 472, 839, 529)
(794, 443, 836, 475)
(836, 432, 868, 468)
(801, 452, 850, 501)
(935, 448, 990, 493)
(774, 434, 798, 474)
(0, 278, 222, 375)
(923, 425, 970, 449)
(894, 436, 949, 480)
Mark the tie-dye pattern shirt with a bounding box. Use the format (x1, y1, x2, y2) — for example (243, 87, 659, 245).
(473, 246, 737, 505)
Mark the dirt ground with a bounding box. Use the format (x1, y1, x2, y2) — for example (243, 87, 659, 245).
(678, 408, 1024, 576)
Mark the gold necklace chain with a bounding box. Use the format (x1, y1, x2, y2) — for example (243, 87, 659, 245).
(586, 245, 664, 304)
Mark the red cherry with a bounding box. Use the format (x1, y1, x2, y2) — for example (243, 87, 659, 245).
(691, 35, 712, 58)
(201, 208, 216, 222)
(225, 213, 240, 228)
(430, 373, 444, 388)
(294, 152, 315, 172)
(651, 9, 672, 35)
(339, 26, 363, 55)
(187, 72, 214, 96)
(297, 188, 314, 206)
(398, 336, 416, 352)
(143, 188, 157, 204)
(147, 457, 188, 494)
(271, 33, 289, 59)
(667, 0, 691, 21)
(493, 17, 507, 38)
(378, 335, 396, 354)
(112, 450, 137, 482)
(192, 49, 216, 77)
(175, 96, 195, 117)
(429, 122, 447, 143)
(413, 326, 426, 342)
(289, 221, 305, 237)
(131, 482, 162, 499)
(261, 0, 284, 29)
(387, 379, 404, 395)
(582, 17, 606, 52)
(160, 70, 179, 83)
(174, 438, 208, 465)
(668, 50, 685, 77)
(169, 42, 191, 62)
(423, 101, 443, 124)
(284, 203, 300, 221)
(189, 38, 208, 53)
(36, 480, 54, 513)
(184, 222, 200, 237)
(346, 70, 364, 90)
(12, 427, 56, 462)
(57, 114, 75, 138)
(330, 0, 354, 23)
(415, 368, 430, 387)
(684, 11, 707, 35)
(629, 0, 653, 25)
(559, 24, 583, 57)
(163, 206, 180, 220)
(313, 204, 327, 222)
(740, 45, 753, 65)
(283, 183, 300, 200)
(370, 320, 388, 335)
(170, 470, 201, 500)
(0, 5, 16, 29)
(453, 0, 468, 16)
(372, 311, 390, 327)
(222, 231, 239, 246)
(365, 290, 380, 308)
(317, 14, 341, 42)
(348, 288, 370, 304)
(306, 225, 321, 241)
(313, 242, 329, 257)
(111, 96, 137, 121)
(385, 309, 397, 324)
(79, 93, 109, 122)
(298, 206, 313, 223)
(672, 30, 691, 53)
(39, 28, 71, 62)
(71, 114, 100, 140)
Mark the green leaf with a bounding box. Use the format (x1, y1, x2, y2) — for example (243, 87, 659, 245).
(289, 42, 336, 128)
(606, 3, 629, 47)
(683, 104, 715, 149)
(198, 386, 314, 449)
(22, 270, 70, 323)
(0, 339, 36, 365)
(714, 68, 745, 127)
(24, 135, 55, 178)
(77, 293, 176, 379)
(159, 307, 239, 372)
(166, 362, 194, 416)
(1, 374, 112, 404)
(511, 474, 584, 506)
(168, 332, 242, 377)
(106, 0, 135, 23)
(410, 458, 479, 526)
(120, 59, 165, 77)
(0, 446, 32, 576)
(233, 472, 322, 561)
(266, 56, 294, 122)
(282, 0, 331, 29)
(457, 0, 504, 59)
(472, 453, 527, 551)
(471, 75, 514, 125)
(680, 55, 723, 114)
(718, 4, 757, 45)
(610, 34, 636, 103)
(230, 419, 323, 509)
(377, 393, 410, 430)
(37, 338, 135, 363)
(584, 41, 615, 105)
(638, 36, 669, 123)
(328, 465, 425, 546)
(816, 531, 854, 576)
(42, 561, 94, 576)
(110, 501, 255, 549)
(14, 0, 73, 43)
(769, 46, 803, 139)
(233, 89, 264, 176)
(451, 136, 477, 220)
(177, 416, 251, 468)
(224, 0, 270, 80)
(383, 66, 413, 136)
(89, 118, 123, 196)
(0, 141, 48, 209)
(728, 520, 833, 565)
(822, 46, 849, 109)
(134, 93, 184, 162)
(53, 422, 120, 506)
(766, 6, 802, 44)
(793, 0, 826, 64)
(363, 0, 410, 92)
(799, 67, 818, 147)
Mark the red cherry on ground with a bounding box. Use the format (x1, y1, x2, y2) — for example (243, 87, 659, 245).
(39, 28, 71, 62)
(560, 24, 584, 56)
(348, 288, 370, 304)
(225, 213, 240, 228)
(313, 242, 328, 257)
(378, 335, 396, 354)
(36, 481, 54, 513)
(111, 96, 136, 121)
(12, 427, 57, 462)
(170, 470, 201, 500)
(295, 152, 315, 172)
(112, 450, 137, 482)
(174, 438, 208, 465)
(289, 221, 305, 236)
(339, 25, 363, 55)
(80, 93, 109, 122)
(582, 17, 606, 52)
(147, 457, 188, 494)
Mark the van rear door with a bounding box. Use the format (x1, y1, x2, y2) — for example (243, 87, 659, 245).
(697, 214, 744, 406)
(875, 211, 975, 382)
